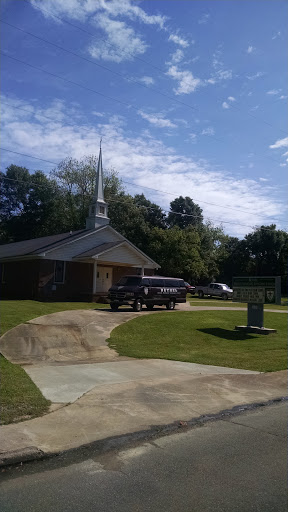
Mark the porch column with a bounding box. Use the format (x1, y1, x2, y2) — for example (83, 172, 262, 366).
(141, 265, 145, 276)
(92, 260, 98, 294)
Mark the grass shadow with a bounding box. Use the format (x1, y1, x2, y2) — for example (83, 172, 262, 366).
(198, 328, 257, 341)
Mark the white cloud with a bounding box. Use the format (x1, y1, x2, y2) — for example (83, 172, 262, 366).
(266, 89, 282, 95)
(138, 76, 155, 86)
(247, 45, 255, 54)
(31, 0, 167, 27)
(259, 178, 268, 182)
(272, 31, 281, 40)
(222, 96, 236, 109)
(280, 163, 286, 167)
(1, 95, 284, 237)
(138, 111, 177, 128)
(168, 34, 189, 48)
(279, 95, 287, 100)
(31, 0, 167, 63)
(269, 137, 288, 149)
(250, 105, 259, 111)
(248, 163, 254, 169)
(88, 14, 147, 63)
(166, 65, 202, 95)
(282, 151, 288, 157)
(201, 127, 215, 136)
(246, 71, 265, 80)
(92, 111, 105, 117)
(198, 13, 210, 24)
(169, 49, 184, 64)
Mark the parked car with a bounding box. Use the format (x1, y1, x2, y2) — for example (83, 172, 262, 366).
(195, 283, 233, 300)
(108, 275, 186, 311)
(184, 282, 196, 295)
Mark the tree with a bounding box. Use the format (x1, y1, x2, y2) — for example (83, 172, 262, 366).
(147, 226, 206, 281)
(134, 194, 166, 229)
(167, 196, 203, 229)
(0, 165, 64, 242)
(51, 155, 124, 231)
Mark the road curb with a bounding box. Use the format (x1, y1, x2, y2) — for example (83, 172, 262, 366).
(1, 396, 287, 469)
(0, 446, 46, 467)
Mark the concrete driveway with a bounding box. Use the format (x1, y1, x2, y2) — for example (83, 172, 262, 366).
(0, 303, 270, 404)
(1, 305, 287, 460)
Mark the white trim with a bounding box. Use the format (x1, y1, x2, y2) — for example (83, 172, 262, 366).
(54, 260, 66, 284)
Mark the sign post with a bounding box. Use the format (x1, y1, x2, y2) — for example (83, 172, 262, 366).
(233, 276, 281, 335)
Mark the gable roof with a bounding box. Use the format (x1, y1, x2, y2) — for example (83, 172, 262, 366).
(0, 229, 94, 259)
(0, 225, 160, 268)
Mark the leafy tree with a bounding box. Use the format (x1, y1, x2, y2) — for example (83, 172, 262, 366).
(134, 194, 166, 229)
(0, 165, 63, 242)
(147, 226, 206, 281)
(51, 155, 124, 231)
(167, 196, 203, 229)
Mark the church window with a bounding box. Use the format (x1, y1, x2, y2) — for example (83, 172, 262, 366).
(54, 261, 66, 284)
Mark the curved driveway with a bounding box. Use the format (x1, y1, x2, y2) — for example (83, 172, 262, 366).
(1, 303, 287, 459)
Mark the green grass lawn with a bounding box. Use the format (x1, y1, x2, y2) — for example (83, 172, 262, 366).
(0, 300, 108, 336)
(189, 295, 288, 311)
(108, 310, 287, 372)
(0, 300, 108, 425)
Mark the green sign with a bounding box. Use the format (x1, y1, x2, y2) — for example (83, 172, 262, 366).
(233, 276, 281, 304)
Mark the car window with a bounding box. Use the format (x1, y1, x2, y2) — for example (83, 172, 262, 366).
(214, 284, 220, 289)
(164, 279, 179, 287)
(117, 277, 142, 286)
(209, 284, 214, 289)
(151, 278, 165, 287)
(141, 278, 151, 286)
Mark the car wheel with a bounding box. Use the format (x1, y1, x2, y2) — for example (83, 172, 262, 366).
(198, 290, 204, 298)
(133, 298, 142, 312)
(146, 304, 154, 311)
(221, 293, 228, 300)
(110, 303, 119, 311)
(166, 299, 175, 310)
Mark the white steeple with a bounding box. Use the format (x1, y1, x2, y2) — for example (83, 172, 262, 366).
(86, 142, 109, 229)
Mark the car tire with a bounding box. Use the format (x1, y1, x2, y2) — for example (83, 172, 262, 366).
(198, 290, 204, 298)
(110, 303, 119, 311)
(221, 293, 228, 300)
(166, 299, 175, 310)
(133, 298, 142, 312)
(146, 304, 154, 311)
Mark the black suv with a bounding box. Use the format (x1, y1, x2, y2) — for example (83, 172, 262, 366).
(108, 275, 186, 312)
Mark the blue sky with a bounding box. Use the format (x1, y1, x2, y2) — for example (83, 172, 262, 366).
(1, 0, 287, 237)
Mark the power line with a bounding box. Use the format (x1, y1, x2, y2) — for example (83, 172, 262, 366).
(0, 20, 198, 113)
(18, 3, 287, 136)
(0, 150, 282, 226)
(1, 174, 280, 232)
(1, 52, 283, 168)
(1, 147, 58, 165)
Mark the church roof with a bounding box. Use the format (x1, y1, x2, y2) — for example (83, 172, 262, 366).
(0, 229, 96, 259)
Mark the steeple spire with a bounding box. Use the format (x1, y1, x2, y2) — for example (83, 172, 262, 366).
(86, 142, 109, 229)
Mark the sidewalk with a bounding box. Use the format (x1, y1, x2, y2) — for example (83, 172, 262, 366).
(1, 367, 287, 466)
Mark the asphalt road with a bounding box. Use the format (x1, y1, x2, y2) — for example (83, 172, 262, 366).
(0, 402, 287, 512)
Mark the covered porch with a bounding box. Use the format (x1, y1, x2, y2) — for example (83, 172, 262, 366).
(73, 240, 158, 298)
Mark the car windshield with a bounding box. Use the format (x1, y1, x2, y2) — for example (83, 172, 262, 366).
(117, 277, 142, 286)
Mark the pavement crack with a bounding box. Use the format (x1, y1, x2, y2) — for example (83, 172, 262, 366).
(221, 418, 286, 438)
